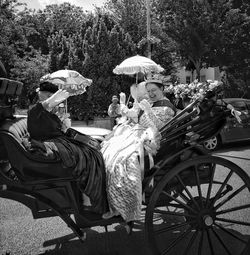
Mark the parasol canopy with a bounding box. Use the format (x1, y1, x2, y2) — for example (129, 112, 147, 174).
(40, 69, 92, 96)
(113, 55, 164, 75)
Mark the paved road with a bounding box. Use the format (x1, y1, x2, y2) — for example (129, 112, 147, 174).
(0, 142, 250, 255)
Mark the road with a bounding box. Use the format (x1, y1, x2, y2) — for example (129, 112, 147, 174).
(0, 142, 250, 255)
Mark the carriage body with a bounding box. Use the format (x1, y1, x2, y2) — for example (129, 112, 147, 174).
(0, 78, 249, 254)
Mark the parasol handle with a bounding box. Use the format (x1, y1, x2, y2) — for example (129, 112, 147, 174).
(126, 94, 131, 107)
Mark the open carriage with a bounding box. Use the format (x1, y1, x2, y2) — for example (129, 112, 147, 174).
(0, 78, 249, 255)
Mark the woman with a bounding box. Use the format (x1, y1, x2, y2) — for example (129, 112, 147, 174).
(27, 81, 108, 214)
(101, 79, 176, 221)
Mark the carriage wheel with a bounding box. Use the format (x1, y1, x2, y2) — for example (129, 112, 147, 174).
(145, 155, 250, 255)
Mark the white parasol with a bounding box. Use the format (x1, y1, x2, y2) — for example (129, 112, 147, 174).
(40, 69, 92, 112)
(113, 55, 164, 76)
(40, 69, 92, 96)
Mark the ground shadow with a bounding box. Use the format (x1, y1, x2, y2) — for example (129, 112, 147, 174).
(38, 219, 250, 255)
(39, 222, 152, 255)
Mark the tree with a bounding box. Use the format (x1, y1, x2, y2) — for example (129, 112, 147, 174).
(41, 2, 87, 36)
(0, 0, 28, 75)
(10, 50, 49, 107)
(64, 10, 137, 117)
(47, 30, 71, 72)
(105, 0, 175, 74)
(80, 13, 137, 115)
(154, 0, 243, 81)
(105, 0, 147, 44)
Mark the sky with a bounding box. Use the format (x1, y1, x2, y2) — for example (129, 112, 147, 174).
(19, 0, 106, 11)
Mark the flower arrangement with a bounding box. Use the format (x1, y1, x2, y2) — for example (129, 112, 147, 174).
(164, 80, 222, 102)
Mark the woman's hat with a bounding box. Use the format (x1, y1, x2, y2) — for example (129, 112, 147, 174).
(145, 79, 163, 86)
(38, 81, 58, 93)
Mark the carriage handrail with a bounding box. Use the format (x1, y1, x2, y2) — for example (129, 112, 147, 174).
(160, 99, 199, 133)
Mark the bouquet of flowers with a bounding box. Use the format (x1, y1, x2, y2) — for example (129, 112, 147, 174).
(165, 80, 222, 102)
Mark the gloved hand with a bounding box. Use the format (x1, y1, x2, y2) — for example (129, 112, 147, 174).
(61, 117, 71, 132)
(139, 99, 152, 113)
(44, 89, 70, 109)
(119, 92, 126, 105)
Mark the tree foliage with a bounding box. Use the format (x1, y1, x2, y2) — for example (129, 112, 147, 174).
(154, 0, 249, 83)
(0, 0, 28, 74)
(0, 0, 249, 114)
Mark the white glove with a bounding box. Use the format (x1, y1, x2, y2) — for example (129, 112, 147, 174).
(139, 99, 152, 113)
(61, 117, 71, 132)
(44, 89, 70, 109)
(119, 92, 126, 105)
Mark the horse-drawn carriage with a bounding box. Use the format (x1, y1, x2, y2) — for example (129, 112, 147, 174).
(0, 77, 249, 255)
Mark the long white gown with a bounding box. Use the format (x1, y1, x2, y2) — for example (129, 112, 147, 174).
(101, 100, 175, 222)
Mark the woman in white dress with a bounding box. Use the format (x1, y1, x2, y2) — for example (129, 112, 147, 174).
(101, 79, 176, 222)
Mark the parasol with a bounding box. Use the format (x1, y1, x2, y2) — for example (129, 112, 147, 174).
(113, 55, 164, 76)
(40, 69, 92, 96)
(40, 69, 92, 112)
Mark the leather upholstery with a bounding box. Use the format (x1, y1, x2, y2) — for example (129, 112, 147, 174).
(0, 117, 73, 181)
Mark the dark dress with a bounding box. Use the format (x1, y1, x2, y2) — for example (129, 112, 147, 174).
(27, 103, 108, 214)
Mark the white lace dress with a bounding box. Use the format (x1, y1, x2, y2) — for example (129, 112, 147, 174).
(101, 103, 175, 222)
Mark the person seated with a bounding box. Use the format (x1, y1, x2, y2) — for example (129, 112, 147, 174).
(27, 81, 108, 214)
(101, 79, 176, 221)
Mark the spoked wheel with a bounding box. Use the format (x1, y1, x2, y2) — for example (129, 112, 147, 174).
(203, 136, 221, 151)
(145, 155, 250, 255)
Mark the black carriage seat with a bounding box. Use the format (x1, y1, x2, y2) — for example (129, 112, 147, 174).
(0, 117, 74, 182)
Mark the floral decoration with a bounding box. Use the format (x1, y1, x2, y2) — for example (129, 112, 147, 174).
(164, 80, 222, 102)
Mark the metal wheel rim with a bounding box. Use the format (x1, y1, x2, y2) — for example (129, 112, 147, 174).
(204, 137, 218, 150)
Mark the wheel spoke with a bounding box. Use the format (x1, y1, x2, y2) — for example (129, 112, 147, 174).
(183, 230, 199, 255)
(210, 170, 233, 207)
(215, 217, 250, 226)
(167, 203, 185, 209)
(161, 190, 198, 214)
(161, 226, 194, 255)
(214, 184, 247, 210)
(198, 229, 204, 255)
(214, 223, 248, 244)
(176, 174, 200, 210)
(216, 203, 250, 216)
(175, 187, 191, 204)
(154, 220, 196, 236)
(153, 208, 196, 218)
(211, 227, 233, 255)
(194, 164, 203, 207)
(206, 229, 215, 255)
(205, 163, 216, 207)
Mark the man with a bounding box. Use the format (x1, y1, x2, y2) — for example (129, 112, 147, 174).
(108, 95, 121, 128)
